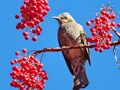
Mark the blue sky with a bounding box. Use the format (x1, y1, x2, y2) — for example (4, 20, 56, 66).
(0, 0, 120, 90)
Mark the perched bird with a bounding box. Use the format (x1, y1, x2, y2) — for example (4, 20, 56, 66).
(53, 12, 91, 90)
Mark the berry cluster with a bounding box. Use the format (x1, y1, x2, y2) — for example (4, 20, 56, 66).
(10, 49, 48, 90)
(86, 5, 120, 52)
(15, 0, 50, 41)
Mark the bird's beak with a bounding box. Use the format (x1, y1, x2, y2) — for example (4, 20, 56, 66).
(53, 16, 60, 20)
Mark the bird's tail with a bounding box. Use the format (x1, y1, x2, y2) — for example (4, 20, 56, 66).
(73, 68, 89, 90)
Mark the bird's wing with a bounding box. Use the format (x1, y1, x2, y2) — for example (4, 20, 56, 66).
(80, 33, 91, 65)
(77, 24, 91, 65)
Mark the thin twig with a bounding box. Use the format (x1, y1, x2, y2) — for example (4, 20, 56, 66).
(113, 46, 118, 63)
(111, 27, 120, 38)
(113, 45, 120, 68)
(40, 52, 45, 63)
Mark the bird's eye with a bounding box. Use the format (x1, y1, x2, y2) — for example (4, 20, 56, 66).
(64, 16, 67, 19)
(61, 16, 67, 19)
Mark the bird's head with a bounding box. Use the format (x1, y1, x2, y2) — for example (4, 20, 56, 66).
(53, 12, 75, 25)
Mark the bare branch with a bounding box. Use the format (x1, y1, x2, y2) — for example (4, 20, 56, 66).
(113, 45, 120, 68)
(32, 40, 120, 56)
(111, 27, 120, 38)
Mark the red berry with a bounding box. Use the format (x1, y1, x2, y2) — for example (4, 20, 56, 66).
(23, 32, 28, 36)
(90, 27, 96, 32)
(12, 66, 19, 71)
(111, 13, 116, 19)
(11, 52, 48, 89)
(24, 35, 29, 40)
(106, 39, 111, 45)
(97, 26, 102, 31)
(86, 38, 91, 42)
(92, 32, 96, 36)
(16, 23, 21, 29)
(95, 17, 100, 22)
(11, 61, 15, 65)
(15, 14, 20, 19)
(14, 59, 18, 63)
(44, 0, 49, 5)
(86, 21, 91, 26)
(45, 6, 50, 11)
(32, 36, 37, 41)
(43, 76, 48, 80)
(15, 51, 20, 56)
(102, 44, 108, 49)
(111, 22, 116, 26)
(99, 48, 103, 53)
(105, 25, 111, 31)
(86, 6, 116, 52)
(90, 19, 94, 23)
(91, 37, 95, 42)
(117, 23, 120, 27)
(22, 48, 27, 53)
(15, 0, 50, 41)
(100, 16, 108, 22)
(35, 28, 41, 35)
(94, 47, 99, 51)
(29, 21, 35, 28)
(104, 11, 110, 17)
(108, 33, 112, 40)
(101, 10, 106, 15)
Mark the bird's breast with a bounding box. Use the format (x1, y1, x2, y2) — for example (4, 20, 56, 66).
(59, 31, 83, 61)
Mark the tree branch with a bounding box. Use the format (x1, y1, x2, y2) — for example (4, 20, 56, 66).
(113, 45, 120, 68)
(111, 27, 120, 38)
(32, 40, 120, 56)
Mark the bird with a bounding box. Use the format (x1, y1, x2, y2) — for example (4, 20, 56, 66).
(53, 12, 91, 90)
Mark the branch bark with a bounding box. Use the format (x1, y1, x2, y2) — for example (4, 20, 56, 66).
(32, 40, 120, 56)
(111, 27, 120, 38)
